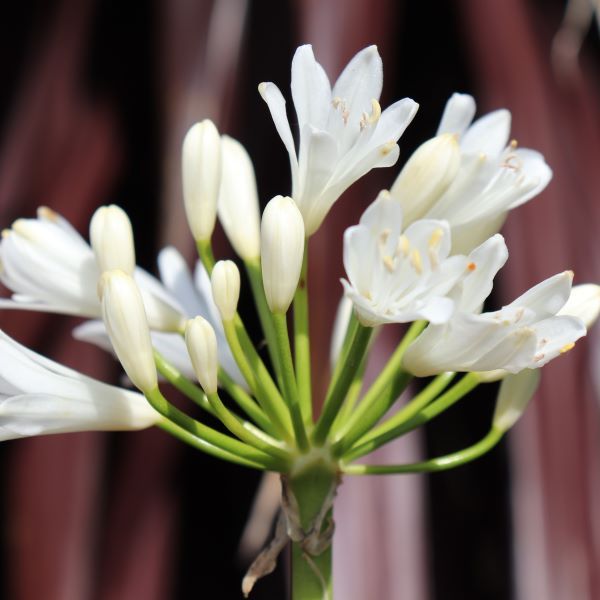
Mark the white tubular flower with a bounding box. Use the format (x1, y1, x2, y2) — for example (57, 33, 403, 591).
(558, 284, 600, 327)
(0, 330, 159, 440)
(492, 369, 541, 432)
(0, 207, 186, 332)
(217, 135, 261, 260)
(403, 271, 586, 377)
(390, 93, 552, 253)
(185, 317, 218, 395)
(182, 120, 221, 242)
(89, 204, 136, 275)
(261, 196, 305, 313)
(341, 191, 468, 327)
(99, 270, 157, 393)
(330, 295, 354, 368)
(211, 260, 241, 322)
(74, 247, 245, 388)
(259, 44, 418, 236)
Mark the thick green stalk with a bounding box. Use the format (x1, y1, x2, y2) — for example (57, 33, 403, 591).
(312, 323, 373, 446)
(244, 257, 284, 386)
(272, 312, 309, 452)
(331, 321, 426, 455)
(293, 246, 312, 423)
(145, 387, 286, 471)
(196, 238, 216, 273)
(288, 455, 338, 600)
(343, 427, 504, 475)
(342, 373, 479, 461)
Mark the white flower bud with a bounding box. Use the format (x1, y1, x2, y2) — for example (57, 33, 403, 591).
(217, 135, 261, 260)
(182, 120, 222, 241)
(261, 195, 305, 313)
(211, 260, 240, 322)
(330, 295, 354, 368)
(99, 270, 157, 392)
(185, 317, 218, 394)
(492, 369, 540, 432)
(390, 133, 461, 223)
(90, 205, 136, 275)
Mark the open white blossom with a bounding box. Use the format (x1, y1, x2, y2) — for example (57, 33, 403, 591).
(0, 329, 159, 440)
(342, 192, 468, 327)
(0, 207, 186, 331)
(390, 93, 552, 253)
(259, 44, 418, 236)
(403, 270, 586, 376)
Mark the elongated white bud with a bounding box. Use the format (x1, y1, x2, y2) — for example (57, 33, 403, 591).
(558, 284, 600, 328)
(492, 369, 540, 432)
(211, 260, 240, 322)
(390, 133, 461, 223)
(185, 317, 219, 394)
(90, 205, 136, 275)
(99, 270, 157, 392)
(182, 120, 222, 241)
(217, 136, 261, 259)
(261, 195, 304, 313)
(330, 295, 354, 368)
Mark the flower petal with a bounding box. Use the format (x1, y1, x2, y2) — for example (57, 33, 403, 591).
(508, 271, 573, 319)
(436, 93, 476, 137)
(461, 109, 511, 157)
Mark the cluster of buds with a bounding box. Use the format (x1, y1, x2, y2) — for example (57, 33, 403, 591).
(0, 43, 598, 596)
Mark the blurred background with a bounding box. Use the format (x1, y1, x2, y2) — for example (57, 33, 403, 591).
(0, 0, 599, 598)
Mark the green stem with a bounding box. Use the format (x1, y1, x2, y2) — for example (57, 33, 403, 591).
(332, 321, 426, 455)
(343, 372, 479, 461)
(272, 312, 309, 452)
(245, 257, 284, 386)
(343, 372, 456, 461)
(312, 323, 372, 446)
(294, 245, 312, 424)
(206, 392, 291, 462)
(156, 419, 266, 470)
(196, 238, 216, 274)
(223, 319, 293, 442)
(145, 387, 286, 471)
(342, 427, 504, 475)
(289, 458, 338, 600)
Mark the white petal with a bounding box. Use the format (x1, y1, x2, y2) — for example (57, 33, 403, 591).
(529, 315, 586, 366)
(436, 93, 476, 137)
(359, 98, 419, 153)
(258, 82, 299, 190)
(507, 148, 552, 209)
(359, 191, 403, 233)
(291, 45, 332, 131)
(157, 246, 201, 317)
(493, 369, 540, 431)
(449, 211, 508, 255)
(508, 271, 573, 319)
(72, 320, 114, 353)
(559, 284, 600, 327)
(330, 295, 354, 367)
(473, 327, 538, 373)
(461, 109, 511, 157)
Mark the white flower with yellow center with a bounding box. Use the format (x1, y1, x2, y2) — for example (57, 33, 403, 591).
(390, 93, 552, 253)
(341, 192, 469, 327)
(259, 44, 418, 236)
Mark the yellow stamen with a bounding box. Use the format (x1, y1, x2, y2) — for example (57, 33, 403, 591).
(398, 235, 410, 257)
(467, 262, 477, 271)
(410, 249, 423, 274)
(383, 255, 395, 272)
(510, 139, 518, 149)
(560, 342, 575, 354)
(367, 99, 381, 124)
(428, 227, 444, 249)
(38, 206, 59, 222)
(380, 141, 395, 156)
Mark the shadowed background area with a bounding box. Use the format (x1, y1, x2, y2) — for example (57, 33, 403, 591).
(0, 0, 598, 598)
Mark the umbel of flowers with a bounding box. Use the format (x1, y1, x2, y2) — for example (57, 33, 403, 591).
(0, 45, 598, 600)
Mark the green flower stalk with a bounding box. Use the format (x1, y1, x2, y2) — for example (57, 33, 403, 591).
(0, 43, 599, 600)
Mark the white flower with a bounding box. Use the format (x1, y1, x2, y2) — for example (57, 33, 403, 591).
(403, 270, 586, 376)
(100, 270, 158, 393)
(0, 207, 186, 331)
(217, 136, 261, 260)
(341, 192, 468, 327)
(211, 259, 241, 322)
(259, 44, 418, 236)
(260, 196, 305, 313)
(89, 204, 136, 275)
(0, 329, 159, 440)
(182, 120, 222, 242)
(185, 317, 219, 395)
(74, 247, 245, 387)
(558, 284, 600, 327)
(390, 93, 552, 253)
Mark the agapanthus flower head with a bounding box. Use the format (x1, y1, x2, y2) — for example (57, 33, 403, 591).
(260, 44, 418, 236)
